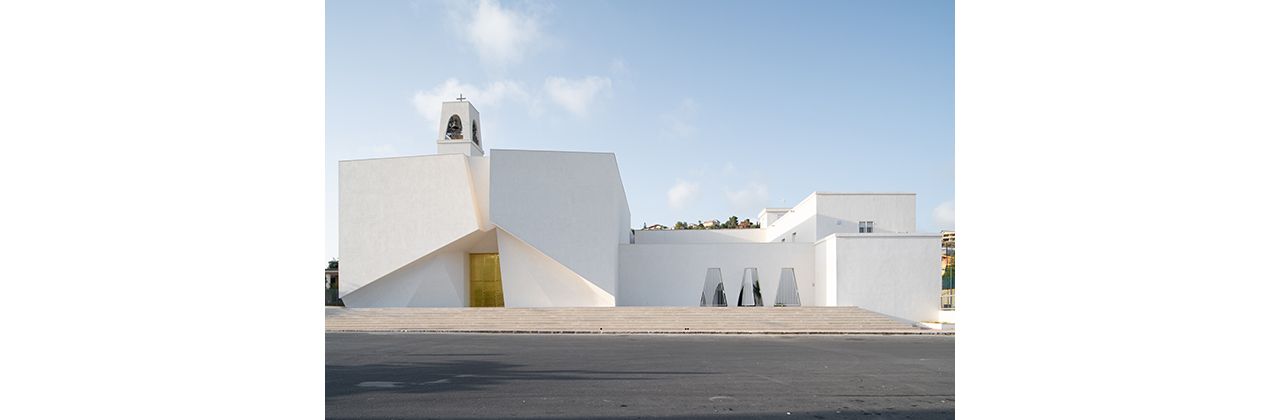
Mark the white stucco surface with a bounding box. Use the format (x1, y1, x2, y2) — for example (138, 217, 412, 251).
(758, 208, 789, 228)
(497, 229, 614, 307)
(340, 250, 465, 307)
(338, 154, 480, 296)
(765, 195, 817, 242)
(815, 193, 917, 236)
(467, 156, 491, 228)
(765, 193, 917, 243)
(825, 233, 941, 322)
(340, 229, 498, 307)
(617, 243, 814, 306)
(489, 149, 628, 296)
(814, 239, 837, 306)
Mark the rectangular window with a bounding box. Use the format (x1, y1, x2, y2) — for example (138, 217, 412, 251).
(858, 221, 874, 233)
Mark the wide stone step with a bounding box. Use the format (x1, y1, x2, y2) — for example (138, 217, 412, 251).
(325, 307, 945, 334)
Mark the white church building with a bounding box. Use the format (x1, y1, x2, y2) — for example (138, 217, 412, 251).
(338, 99, 943, 322)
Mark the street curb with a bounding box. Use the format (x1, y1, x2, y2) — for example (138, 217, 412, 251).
(325, 329, 955, 335)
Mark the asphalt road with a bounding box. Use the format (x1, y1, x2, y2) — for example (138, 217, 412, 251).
(327, 333, 954, 419)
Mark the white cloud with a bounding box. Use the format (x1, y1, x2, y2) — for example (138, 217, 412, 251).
(933, 200, 955, 230)
(725, 182, 769, 215)
(413, 78, 530, 127)
(667, 179, 700, 210)
(462, 0, 544, 69)
(660, 98, 698, 139)
(543, 76, 612, 117)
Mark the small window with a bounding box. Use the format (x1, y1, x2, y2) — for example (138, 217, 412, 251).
(858, 221, 874, 233)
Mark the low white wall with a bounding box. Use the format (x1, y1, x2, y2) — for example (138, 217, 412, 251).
(633, 229, 763, 244)
(618, 243, 815, 306)
(827, 234, 941, 322)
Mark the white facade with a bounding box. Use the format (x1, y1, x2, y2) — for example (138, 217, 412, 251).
(337, 100, 944, 321)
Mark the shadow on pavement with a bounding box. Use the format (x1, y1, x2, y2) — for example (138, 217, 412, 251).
(326, 359, 718, 398)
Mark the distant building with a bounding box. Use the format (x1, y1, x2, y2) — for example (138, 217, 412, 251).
(325, 260, 342, 306)
(701, 220, 721, 228)
(940, 231, 955, 310)
(642, 223, 669, 231)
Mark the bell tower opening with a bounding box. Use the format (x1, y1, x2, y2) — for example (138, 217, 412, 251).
(446, 115, 464, 140)
(436, 95, 484, 156)
(471, 120, 480, 146)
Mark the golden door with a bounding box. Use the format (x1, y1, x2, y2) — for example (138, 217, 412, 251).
(468, 253, 504, 307)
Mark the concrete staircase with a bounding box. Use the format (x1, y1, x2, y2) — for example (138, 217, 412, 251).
(325, 306, 945, 334)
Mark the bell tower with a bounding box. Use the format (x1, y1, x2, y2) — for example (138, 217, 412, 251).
(437, 95, 484, 156)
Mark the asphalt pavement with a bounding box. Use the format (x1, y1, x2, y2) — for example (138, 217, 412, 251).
(327, 333, 954, 419)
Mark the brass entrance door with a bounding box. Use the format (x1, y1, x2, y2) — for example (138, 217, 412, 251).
(468, 253, 504, 307)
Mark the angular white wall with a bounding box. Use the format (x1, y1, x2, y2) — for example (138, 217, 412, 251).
(338, 154, 481, 296)
(338, 228, 498, 308)
(489, 149, 629, 297)
(497, 229, 614, 307)
(765, 193, 917, 243)
(824, 233, 942, 322)
(340, 250, 467, 307)
(765, 195, 818, 242)
(617, 243, 815, 306)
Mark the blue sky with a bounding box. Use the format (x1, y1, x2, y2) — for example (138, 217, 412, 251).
(327, 0, 954, 259)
